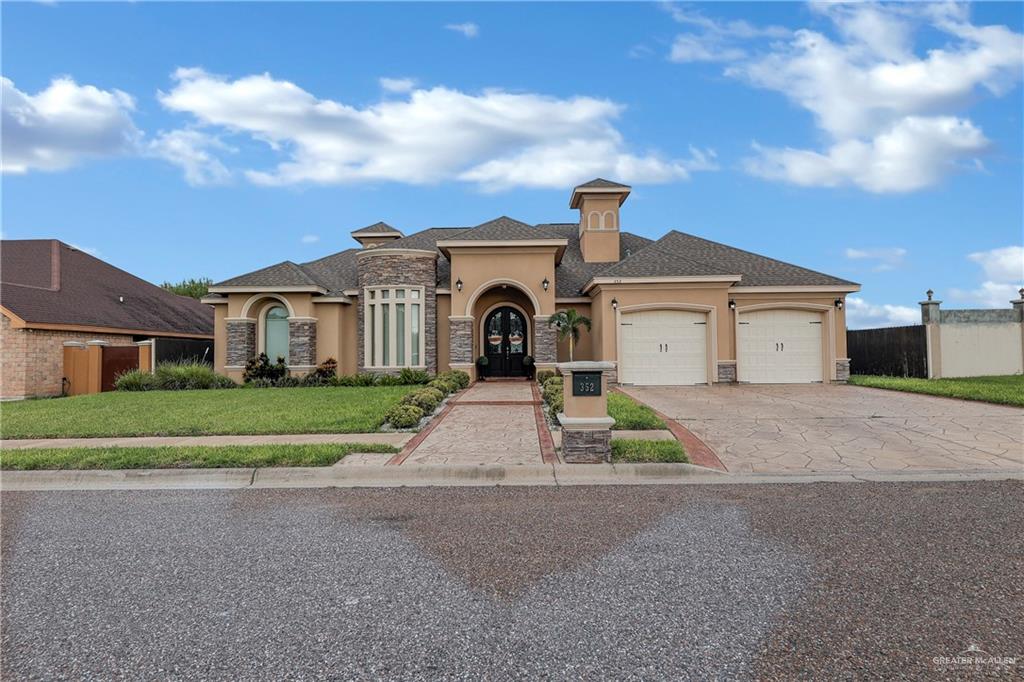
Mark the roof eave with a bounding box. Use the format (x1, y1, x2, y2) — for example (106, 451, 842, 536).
(569, 186, 631, 209)
(207, 285, 329, 294)
(581, 275, 742, 294)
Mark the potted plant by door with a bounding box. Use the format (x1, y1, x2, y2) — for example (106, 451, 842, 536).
(522, 355, 535, 379)
(476, 355, 489, 380)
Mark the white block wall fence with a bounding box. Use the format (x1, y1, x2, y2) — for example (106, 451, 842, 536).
(920, 289, 1024, 379)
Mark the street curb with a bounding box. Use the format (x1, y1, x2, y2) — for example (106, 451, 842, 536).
(1, 465, 1019, 491)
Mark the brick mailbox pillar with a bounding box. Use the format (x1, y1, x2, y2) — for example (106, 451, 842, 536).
(556, 361, 616, 463)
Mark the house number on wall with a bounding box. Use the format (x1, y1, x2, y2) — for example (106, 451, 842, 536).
(572, 372, 602, 397)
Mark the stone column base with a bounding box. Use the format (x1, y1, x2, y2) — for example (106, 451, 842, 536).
(835, 358, 851, 383)
(561, 428, 612, 463)
(716, 360, 737, 383)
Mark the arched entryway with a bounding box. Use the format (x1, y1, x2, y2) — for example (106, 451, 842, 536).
(483, 306, 529, 377)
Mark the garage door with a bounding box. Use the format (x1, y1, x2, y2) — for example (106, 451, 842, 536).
(738, 309, 823, 383)
(620, 309, 708, 385)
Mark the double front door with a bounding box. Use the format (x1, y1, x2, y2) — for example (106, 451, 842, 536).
(484, 307, 528, 377)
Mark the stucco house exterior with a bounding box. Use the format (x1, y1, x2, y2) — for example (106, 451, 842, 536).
(205, 179, 860, 385)
(1, 240, 214, 399)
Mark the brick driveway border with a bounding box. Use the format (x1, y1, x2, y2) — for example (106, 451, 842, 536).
(619, 384, 1024, 475)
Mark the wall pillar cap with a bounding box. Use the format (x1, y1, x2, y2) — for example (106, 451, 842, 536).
(62, 341, 87, 348)
(86, 340, 110, 346)
(918, 299, 942, 305)
(225, 316, 257, 323)
(557, 361, 616, 373)
(134, 339, 154, 346)
(557, 414, 616, 429)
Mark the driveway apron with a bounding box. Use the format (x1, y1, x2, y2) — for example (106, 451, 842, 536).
(621, 384, 1024, 475)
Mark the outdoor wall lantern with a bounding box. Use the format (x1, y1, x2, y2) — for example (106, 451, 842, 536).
(542, 277, 550, 292)
(834, 298, 844, 309)
(456, 278, 463, 292)
(728, 299, 736, 310)
(611, 298, 618, 310)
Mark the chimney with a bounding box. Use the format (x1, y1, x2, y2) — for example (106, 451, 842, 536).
(570, 179, 630, 263)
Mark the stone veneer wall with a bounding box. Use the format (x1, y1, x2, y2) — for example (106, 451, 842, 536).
(357, 251, 437, 374)
(226, 320, 256, 367)
(835, 358, 851, 383)
(717, 361, 737, 383)
(449, 318, 474, 365)
(533, 316, 558, 364)
(288, 320, 317, 367)
(561, 429, 612, 464)
(0, 314, 136, 399)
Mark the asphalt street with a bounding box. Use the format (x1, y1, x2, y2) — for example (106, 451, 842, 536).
(2, 482, 1021, 680)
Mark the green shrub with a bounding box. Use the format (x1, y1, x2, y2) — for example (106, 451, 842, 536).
(536, 369, 556, 385)
(243, 353, 287, 383)
(418, 387, 445, 404)
(274, 376, 303, 388)
(303, 358, 337, 386)
(547, 391, 563, 419)
(439, 370, 470, 390)
(427, 379, 456, 395)
(335, 373, 378, 387)
(385, 403, 424, 428)
(542, 382, 563, 403)
(402, 389, 440, 413)
(114, 369, 159, 392)
(544, 375, 563, 388)
(398, 367, 432, 385)
(153, 361, 227, 391)
(376, 374, 404, 386)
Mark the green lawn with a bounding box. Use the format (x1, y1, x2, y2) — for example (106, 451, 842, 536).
(607, 392, 667, 430)
(0, 386, 416, 439)
(0, 443, 399, 470)
(610, 439, 688, 463)
(849, 374, 1024, 408)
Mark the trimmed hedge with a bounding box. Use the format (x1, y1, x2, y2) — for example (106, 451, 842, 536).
(384, 403, 424, 429)
(536, 369, 556, 385)
(438, 370, 470, 390)
(402, 389, 441, 413)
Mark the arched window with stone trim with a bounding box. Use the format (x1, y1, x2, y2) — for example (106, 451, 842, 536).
(264, 305, 289, 363)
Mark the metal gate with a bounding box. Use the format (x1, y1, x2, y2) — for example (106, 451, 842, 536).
(101, 346, 139, 392)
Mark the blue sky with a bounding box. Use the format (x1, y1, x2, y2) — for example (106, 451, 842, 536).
(3, 1, 1022, 328)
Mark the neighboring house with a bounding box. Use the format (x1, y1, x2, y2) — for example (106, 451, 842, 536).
(205, 179, 859, 385)
(1, 240, 214, 399)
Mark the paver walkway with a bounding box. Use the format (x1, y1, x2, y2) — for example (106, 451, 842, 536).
(396, 381, 555, 465)
(622, 384, 1024, 475)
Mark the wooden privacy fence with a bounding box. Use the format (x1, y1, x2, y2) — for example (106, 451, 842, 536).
(63, 341, 140, 396)
(847, 325, 928, 378)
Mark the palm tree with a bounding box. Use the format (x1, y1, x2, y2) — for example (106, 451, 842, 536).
(547, 308, 592, 362)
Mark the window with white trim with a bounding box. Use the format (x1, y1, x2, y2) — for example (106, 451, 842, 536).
(364, 287, 425, 368)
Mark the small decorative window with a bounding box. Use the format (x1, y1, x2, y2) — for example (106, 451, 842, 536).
(364, 287, 426, 368)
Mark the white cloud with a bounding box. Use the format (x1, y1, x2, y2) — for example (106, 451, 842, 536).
(157, 67, 714, 190)
(1, 75, 141, 174)
(300, 234, 320, 244)
(670, 36, 745, 63)
(148, 129, 232, 186)
(845, 296, 919, 329)
(666, 5, 789, 63)
(379, 77, 416, 94)
(951, 245, 1024, 307)
(720, 3, 1024, 192)
(845, 246, 907, 271)
(445, 22, 479, 38)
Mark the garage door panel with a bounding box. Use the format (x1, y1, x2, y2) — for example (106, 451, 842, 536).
(621, 310, 708, 386)
(738, 309, 823, 384)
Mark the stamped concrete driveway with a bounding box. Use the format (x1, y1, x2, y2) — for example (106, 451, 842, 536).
(622, 384, 1024, 475)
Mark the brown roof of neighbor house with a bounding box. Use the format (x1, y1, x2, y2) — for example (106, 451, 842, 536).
(351, 221, 403, 236)
(1, 240, 213, 336)
(213, 217, 856, 295)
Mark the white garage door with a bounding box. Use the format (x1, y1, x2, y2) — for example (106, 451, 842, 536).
(738, 309, 823, 383)
(620, 309, 708, 385)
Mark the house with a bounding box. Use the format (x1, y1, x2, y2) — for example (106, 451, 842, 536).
(204, 179, 860, 385)
(1, 240, 214, 399)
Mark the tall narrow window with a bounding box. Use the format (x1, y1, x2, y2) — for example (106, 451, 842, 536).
(369, 305, 375, 367)
(265, 305, 289, 363)
(396, 303, 406, 366)
(381, 303, 390, 366)
(411, 304, 420, 365)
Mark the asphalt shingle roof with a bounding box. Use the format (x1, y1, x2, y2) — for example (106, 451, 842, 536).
(445, 217, 566, 242)
(351, 222, 402, 235)
(575, 178, 631, 189)
(1, 240, 213, 336)
(216, 261, 320, 287)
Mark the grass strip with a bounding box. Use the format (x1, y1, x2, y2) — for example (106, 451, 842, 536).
(610, 439, 688, 464)
(848, 374, 1024, 408)
(608, 393, 667, 430)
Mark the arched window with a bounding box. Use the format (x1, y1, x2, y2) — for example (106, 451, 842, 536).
(265, 305, 289, 363)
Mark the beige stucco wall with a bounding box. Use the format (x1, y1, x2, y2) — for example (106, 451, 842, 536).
(939, 323, 1024, 378)
(447, 248, 557, 318)
(313, 301, 343, 368)
(213, 305, 228, 375)
(436, 293, 451, 372)
(578, 194, 621, 263)
(555, 302, 594, 362)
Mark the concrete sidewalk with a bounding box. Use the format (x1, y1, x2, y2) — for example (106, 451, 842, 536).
(2, 463, 1019, 491)
(0, 432, 412, 450)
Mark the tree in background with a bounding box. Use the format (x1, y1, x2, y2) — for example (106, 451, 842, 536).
(547, 308, 592, 362)
(161, 277, 212, 300)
